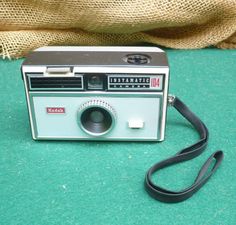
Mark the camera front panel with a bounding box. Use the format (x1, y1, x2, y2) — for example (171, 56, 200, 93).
(29, 92, 162, 140)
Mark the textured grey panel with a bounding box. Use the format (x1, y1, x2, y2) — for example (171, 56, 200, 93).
(22, 51, 168, 67)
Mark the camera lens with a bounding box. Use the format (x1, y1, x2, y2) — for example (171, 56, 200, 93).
(89, 110, 105, 123)
(78, 100, 116, 136)
(88, 75, 103, 90)
(80, 107, 113, 135)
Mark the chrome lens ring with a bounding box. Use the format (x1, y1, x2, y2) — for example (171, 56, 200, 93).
(77, 100, 116, 136)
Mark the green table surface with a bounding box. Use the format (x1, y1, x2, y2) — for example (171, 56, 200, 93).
(0, 49, 236, 225)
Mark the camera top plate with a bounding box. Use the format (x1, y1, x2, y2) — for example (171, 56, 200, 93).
(22, 46, 168, 68)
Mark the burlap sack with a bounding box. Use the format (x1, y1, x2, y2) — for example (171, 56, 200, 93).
(0, 0, 236, 59)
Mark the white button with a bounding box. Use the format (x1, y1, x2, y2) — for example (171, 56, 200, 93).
(46, 67, 71, 73)
(128, 120, 144, 129)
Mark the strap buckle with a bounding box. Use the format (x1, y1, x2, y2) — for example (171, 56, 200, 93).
(167, 94, 176, 106)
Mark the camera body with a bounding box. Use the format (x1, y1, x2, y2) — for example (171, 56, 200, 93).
(21, 46, 169, 141)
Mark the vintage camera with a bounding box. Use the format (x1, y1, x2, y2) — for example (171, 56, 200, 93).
(21, 46, 224, 203)
(21, 46, 169, 141)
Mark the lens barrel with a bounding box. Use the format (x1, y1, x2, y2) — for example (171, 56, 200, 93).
(78, 100, 116, 136)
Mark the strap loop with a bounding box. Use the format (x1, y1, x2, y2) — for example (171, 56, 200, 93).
(145, 96, 224, 203)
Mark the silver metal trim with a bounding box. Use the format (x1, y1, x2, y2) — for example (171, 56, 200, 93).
(29, 91, 162, 98)
(73, 67, 169, 73)
(35, 46, 164, 53)
(35, 136, 162, 141)
(23, 72, 36, 139)
(29, 94, 39, 138)
(77, 99, 116, 137)
(159, 69, 169, 141)
(23, 66, 169, 73)
(157, 96, 163, 140)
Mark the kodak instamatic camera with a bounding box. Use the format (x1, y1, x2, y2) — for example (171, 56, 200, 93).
(21, 46, 169, 141)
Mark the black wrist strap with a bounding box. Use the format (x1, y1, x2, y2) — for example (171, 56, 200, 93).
(145, 96, 224, 203)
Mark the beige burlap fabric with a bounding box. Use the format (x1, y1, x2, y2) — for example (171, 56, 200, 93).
(0, 0, 236, 59)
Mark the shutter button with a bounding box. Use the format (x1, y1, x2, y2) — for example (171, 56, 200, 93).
(128, 120, 144, 129)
